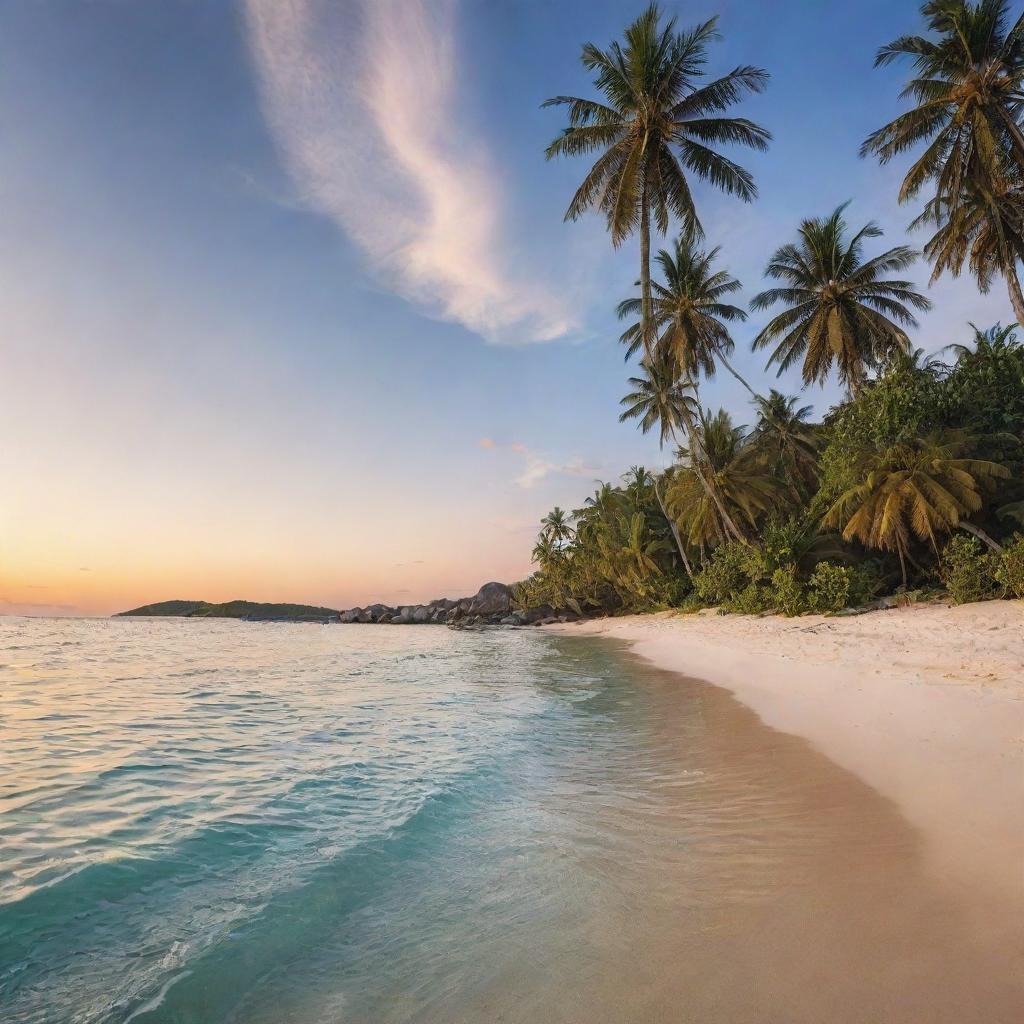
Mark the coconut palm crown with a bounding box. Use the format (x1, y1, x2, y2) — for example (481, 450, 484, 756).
(863, 1, 1024, 322)
(750, 203, 932, 393)
(862, 1, 1024, 202)
(616, 232, 748, 385)
(543, 3, 769, 361)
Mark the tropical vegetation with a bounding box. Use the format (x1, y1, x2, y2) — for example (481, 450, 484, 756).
(518, 1, 1024, 618)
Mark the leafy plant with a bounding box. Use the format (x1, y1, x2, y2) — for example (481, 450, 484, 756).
(770, 565, 806, 617)
(808, 563, 853, 613)
(940, 535, 998, 605)
(994, 535, 1024, 599)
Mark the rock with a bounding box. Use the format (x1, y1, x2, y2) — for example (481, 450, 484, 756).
(355, 609, 372, 624)
(365, 603, 393, 622)
(499, 616, 518, 625)
(467, 582, 512, 616)
(519, 605, 555, 625)
(377, 613, 393, 623)
(412, 606, 431, 624)
(339, 608, 361, 624)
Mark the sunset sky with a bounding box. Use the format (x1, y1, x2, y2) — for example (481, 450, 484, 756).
(0, 0, 1013, 616)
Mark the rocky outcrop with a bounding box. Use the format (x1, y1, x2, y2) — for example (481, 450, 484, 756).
(332, 581, 576, 628)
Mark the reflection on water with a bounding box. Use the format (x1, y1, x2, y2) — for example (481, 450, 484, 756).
(1, 618, 1020, 1023)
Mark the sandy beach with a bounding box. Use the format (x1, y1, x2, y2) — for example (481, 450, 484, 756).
(550, 600, 1024, 916)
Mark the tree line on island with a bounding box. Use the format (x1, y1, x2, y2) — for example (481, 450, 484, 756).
(517, 0, 1024, 618)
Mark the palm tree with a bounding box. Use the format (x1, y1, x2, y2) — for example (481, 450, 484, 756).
(667, 409, 783, 549)
(912, 177, 1024, 323)
(821, 429, 1009, 585)
(863, 0, 1024, 321)
(543, 4, 769, 362)
(531, 532, 560, 568)
(541, 507, 575, 547)
(750, 203, 932, 394)
(616, 231, 757, 394)
(618, 349, 697, 445)
(750, 390, 820, 501)
(619, 353, 747, 543)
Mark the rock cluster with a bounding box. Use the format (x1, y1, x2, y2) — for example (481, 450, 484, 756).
(335, 582, 582, 628)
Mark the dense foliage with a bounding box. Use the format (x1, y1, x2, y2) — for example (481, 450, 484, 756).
(525, 1, 1024, 618)
(517, 327, 1024, 617)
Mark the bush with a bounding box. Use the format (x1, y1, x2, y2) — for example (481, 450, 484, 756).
(940, 535, 998, 605)
(808, 562, 852, 613)
(847, 562, 886, 606)
(770, 564, 806, 617)
(724, 584, 772, 615)
(693, 543, 751, 605)
(994, 534, 1024, 599)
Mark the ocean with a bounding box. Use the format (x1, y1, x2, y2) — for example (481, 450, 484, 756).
(1, 617, 1019, 1023)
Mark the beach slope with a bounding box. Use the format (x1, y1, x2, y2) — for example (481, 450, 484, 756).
(551, 601, 1024, 908)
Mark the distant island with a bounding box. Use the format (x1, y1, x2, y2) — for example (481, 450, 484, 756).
(116, 599, 341, 622)
(114, 584, 565, 627)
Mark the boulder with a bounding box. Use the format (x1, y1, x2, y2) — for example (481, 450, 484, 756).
(378, 613, 393, 624)
(365, 603, 393, 622)
(499, 616, 518, 625)
(339, 608, 361, 624)
(412, 606, 431, 624)
(520, 604, 555, 625)
(355, 609, 372, 624)
(467, 582, 513, 616)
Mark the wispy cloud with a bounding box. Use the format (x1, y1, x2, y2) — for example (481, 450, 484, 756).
(479, 439, 594, 489)
(243, 0, 575, 343)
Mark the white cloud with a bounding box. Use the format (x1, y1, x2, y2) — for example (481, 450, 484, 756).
(479, 438, 594, 488)
(243, 0, 575, 343)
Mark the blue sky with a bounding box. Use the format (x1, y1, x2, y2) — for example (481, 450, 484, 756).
(0, 0, 1013, 615)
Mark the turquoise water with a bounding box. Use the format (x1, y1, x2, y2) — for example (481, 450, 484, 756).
(2, 617, 1021, 1024)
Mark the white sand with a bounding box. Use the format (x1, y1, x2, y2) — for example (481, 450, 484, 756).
(548, 601, 1024, 910)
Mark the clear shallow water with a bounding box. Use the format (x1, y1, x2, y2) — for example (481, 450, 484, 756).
(2, 617, 1021, 1024)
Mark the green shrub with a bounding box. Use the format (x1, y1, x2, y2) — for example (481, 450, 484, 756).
(770, 564, 806, 617)
(724, 584, 771, 615)
(940, 535, 997, 605)
(994, 534, 1024, 599)
(848, 562, 886, 606)
(808, 562, 852, 613)
(693, 543, 750, 605)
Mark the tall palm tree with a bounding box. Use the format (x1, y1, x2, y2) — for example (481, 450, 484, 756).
(750, 203, 932, 394)
(540, 507, 575, 547)
(666, 409, 783, 548)
(821, 429, 1009, 585)
(616, 231, 756, 394)
(750, 390, 820, 501)
(543, 4, 769, 362)
(619, 353, 747, 543)
(913, 176, 1024, 323)
(863, 1, 1024, 322)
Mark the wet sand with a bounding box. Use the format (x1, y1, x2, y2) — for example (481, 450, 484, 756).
(426, 644, 1024, 1024)
(548, 604, 1024, 912)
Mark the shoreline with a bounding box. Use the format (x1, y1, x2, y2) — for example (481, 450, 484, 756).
(547, 601, 1024, 912)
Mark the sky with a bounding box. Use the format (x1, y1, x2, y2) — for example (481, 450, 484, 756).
(0, 0, 1014, 617)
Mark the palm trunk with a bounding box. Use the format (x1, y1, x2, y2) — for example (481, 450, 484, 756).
(639, 184, 654, 367)
(654, 476, 692, 579)
(960, 521, 1004, 554)
(716, 349, 760, 400)
(678, 407, 747, 545)
(1005, 261, 1024, 329)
